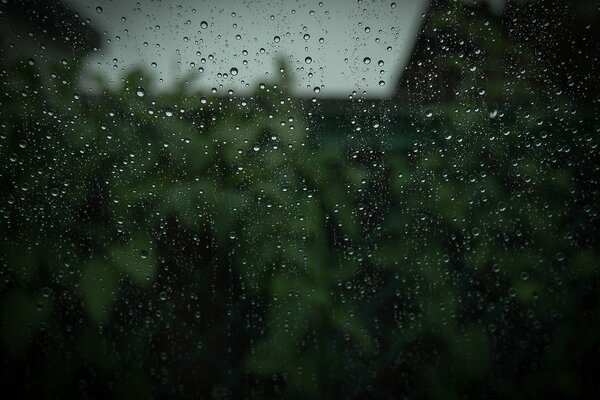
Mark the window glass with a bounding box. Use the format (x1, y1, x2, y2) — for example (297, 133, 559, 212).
(1, 0, 599, 398)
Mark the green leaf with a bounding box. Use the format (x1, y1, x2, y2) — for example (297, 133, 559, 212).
(80, 261, 119, 324)
(110, 234, 157, 286)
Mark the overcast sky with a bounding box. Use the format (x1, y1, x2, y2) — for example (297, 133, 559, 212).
(71, 0, 430, 99)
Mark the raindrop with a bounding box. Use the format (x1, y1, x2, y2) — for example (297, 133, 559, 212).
(201, 21, 208, 29)
(136, 87, 145, 97)
(230, 67, 238, 76)
(363, 57, 371, 65)
(96, 6, 103, 14)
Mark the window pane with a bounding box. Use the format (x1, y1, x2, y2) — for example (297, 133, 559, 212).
(1, 0, 599, 398)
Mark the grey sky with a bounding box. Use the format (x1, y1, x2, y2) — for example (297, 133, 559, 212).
(72, 0, 430, 98)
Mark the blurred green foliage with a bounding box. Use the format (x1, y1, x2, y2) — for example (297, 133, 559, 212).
(1, 1, 599, 399)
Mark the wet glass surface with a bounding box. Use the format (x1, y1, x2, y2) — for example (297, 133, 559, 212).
(1, 0, 599, 398)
